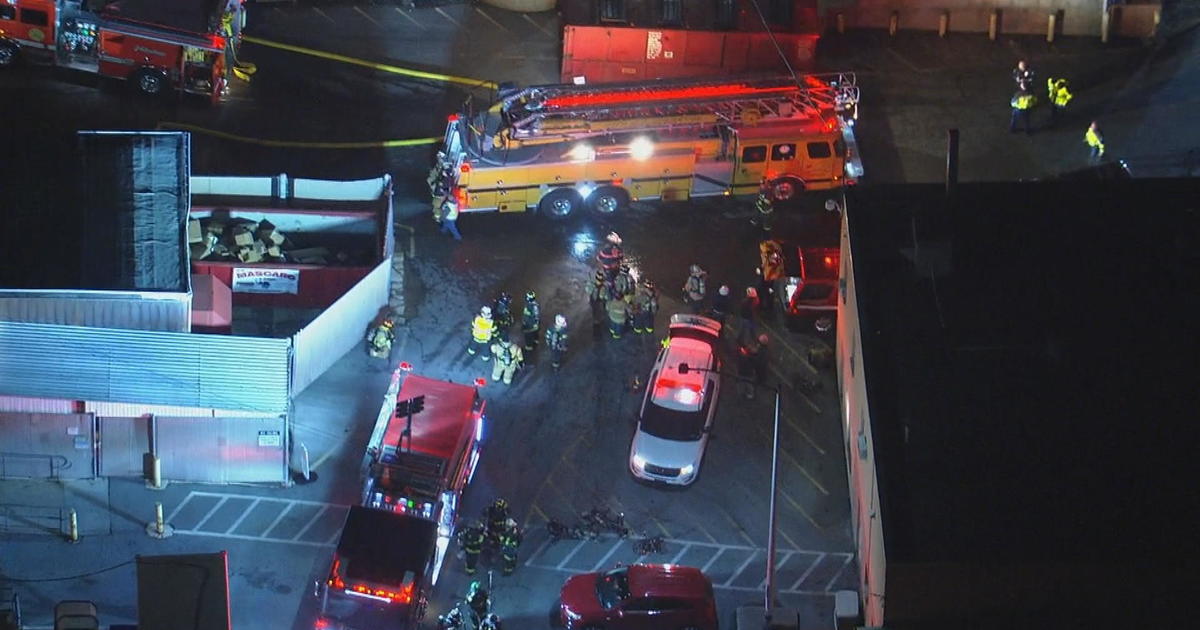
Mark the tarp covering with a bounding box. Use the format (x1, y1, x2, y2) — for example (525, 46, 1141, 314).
(78, 131, 190, 292)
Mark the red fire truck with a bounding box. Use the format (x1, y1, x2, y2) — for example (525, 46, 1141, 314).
(315, 370, 486, 630)
(0, 0, 245, 102)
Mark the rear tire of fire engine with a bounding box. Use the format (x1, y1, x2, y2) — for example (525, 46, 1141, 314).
(769, 176, 804, 202)
(538, 188, 582, 220)
(588, 186, 629, 216)
(133, 68, 167, 96)
(0, 42, 18, 68)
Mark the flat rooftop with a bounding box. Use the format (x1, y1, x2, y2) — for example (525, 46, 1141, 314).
(845, 179, 1200, 565)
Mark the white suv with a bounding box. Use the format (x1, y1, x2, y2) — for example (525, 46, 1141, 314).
(629, 314, 722, 486)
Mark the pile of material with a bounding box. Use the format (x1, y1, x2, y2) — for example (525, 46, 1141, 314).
(188, 217, 336, 265)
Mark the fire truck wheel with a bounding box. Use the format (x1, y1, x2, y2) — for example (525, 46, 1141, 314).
(134, 68, 167, 96)
(538, 188, 582, 219)
(769, 176, 805, 202)
(588, 187, 629, 216)
(0, 42, 18, 67)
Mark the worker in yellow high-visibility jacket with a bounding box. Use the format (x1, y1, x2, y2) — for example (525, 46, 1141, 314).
(1085, 121, 1106, 163)
(1009, 90, 1036, 135)
(1047, 77, 1073, 126)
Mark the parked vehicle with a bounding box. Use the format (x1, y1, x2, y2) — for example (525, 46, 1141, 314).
(560, 564, 718, 630)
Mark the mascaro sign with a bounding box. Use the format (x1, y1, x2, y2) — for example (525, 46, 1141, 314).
(232, 268, 300, 294)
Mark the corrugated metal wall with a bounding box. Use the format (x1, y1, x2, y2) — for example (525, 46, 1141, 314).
(0, 322, 291, 413)
(157, 416, 288, 484)
(0, 290, 191, 332)
(84, 401, 269, 418)
(291, 259, 392, 393)
(0, 396, 76, 413)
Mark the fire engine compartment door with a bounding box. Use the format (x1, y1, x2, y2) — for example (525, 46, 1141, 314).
(733, 141, 768, 192)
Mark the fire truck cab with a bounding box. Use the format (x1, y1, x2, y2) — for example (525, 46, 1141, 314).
(432, 74, 861, 220)
(0, 0, 244, 102)
(316, 371, 486, 630)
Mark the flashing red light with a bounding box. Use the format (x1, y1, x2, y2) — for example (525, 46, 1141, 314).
(460, 163, 471, 173)
(611, 178, 624, 186)
(824, 256, 835, 267)
(347, 582, 414, 604)
(398, 361, 414, 372)
(474, 377, 487, 387)
(328, 558, 345, 590)
(544, 83, 801, 109)
(314, 618, 331, 630)
(210, 35, 225, 50)
(447, 114, 460, 123)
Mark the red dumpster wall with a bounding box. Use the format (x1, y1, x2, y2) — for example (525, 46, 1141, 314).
(562, 26, 819, 84)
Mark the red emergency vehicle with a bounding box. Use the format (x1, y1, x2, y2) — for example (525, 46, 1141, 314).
(316, 371, 486, 630)
(0, 0, 245, 102)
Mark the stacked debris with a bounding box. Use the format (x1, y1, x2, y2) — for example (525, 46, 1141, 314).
(188, 217, 353, 265)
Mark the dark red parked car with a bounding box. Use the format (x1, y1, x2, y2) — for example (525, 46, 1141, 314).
(559, 564, 718, 630)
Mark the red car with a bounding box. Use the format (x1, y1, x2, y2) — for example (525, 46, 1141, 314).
(559, 564, 718, 630)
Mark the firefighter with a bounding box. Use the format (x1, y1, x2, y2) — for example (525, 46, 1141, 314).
(545, 314, 568, 369)
(737, 334, 770, 400)
(1046, 77, 1073, 125)
(490, 336, 524, 385)
(1012, 59, 1035, 92)
(586, 269, 609, 328)
(427, 151, 448, 193)
(682, 264, 707, 314)
(750, 191, 774, 232)
(1010, 90, 1036, 135)
(466, 581, 491, 622)
(597, 232, 624, 279)
(485, 498, 510, 544)
(457, 520, 486, 575)
(492, 292, 514, 334)
(440, 196, 463, 241)
(521, 291, 540, 352)
(606, 295, 631, 339)
(499, 518, 523, 576)
(367, 317, 396, 358)
(631, 279, 659, 334)
(758, 240, 785, 312)
(738, 287, 761, 344)
(613, 264, 636, 302)
(468, 307, 495, 361)
(711, 284, 732, 324)
(1085, 121, 1106, 162)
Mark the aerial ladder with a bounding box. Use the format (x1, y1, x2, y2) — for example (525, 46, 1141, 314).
(473, 74, 859, 152)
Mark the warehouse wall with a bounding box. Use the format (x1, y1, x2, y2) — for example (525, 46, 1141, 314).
(823, 0, 1127, 37)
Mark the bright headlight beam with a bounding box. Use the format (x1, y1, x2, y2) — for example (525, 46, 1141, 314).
(629, 136, 654, 161)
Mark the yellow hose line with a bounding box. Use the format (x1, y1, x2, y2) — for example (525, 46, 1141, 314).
(158, 122, 439, 149)
(242, 35, 497, 91)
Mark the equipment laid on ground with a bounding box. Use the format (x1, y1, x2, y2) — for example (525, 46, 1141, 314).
(315, 371, 487, 629)
(0, 0, 250, 103)
(432, 74, 862, 219)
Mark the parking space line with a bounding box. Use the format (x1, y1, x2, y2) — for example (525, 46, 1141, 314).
(474, 7, 510, 33)
(185, 491, 343, 508)
(352, 6, 381, 27)
(325, 528, 343, 546)
(225, 498, 260, 534)
(194, 496, 229, 530)
(700, 548, 725, 574)
(165, 493, 195, 523)
(294, 505, 329, 541)
(777, 485, 821, 529)
(754, 423, 829, 497)
(171, 528, 335, 548)
(824, 553, 854, 591)
(649, 516, 672, 538)
(262, 502, 295, 538)
(761, 321, 818, 374)
(790, 552, 825, 591)
(522, 432, 591, 530)
(555, 540, 588, 570)
(311, 7, 336, 24)
(521, 13, 554, 37)
(786, 414, 827, 455)
(394, 7, 422, 28)
(590, 539, 625, 572)
(434, 7, 461, 27)
(524, 539, 552, 567)
(723, 550, 760, 587)
(668, 543, 691, 564)
(777, 525, 803, 551)
(530, 503, 550, 524)
(758, 550, 796, 590)
(719, 508, 757, 546)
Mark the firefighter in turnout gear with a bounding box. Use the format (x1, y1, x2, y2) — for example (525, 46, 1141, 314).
(367, 317, 396, 358)
(485, 498, 511, 545)
(631, 279, 659, 334)
(1010, 90, 1036, 134)
(468, 307, 495, 360)
(457, 519, 486, 575)
(490, 337, 524, 385)
(596, 232, 624, 279)
(546, 314, 568, 369)
(587, 269, 609, 327)
(606, 295, 631, 339)
(683, 264, 708, 314)
(492, 292, 514, 333)
(521, 291, 540, 352)
(499, 519, 523, 576)
(750, 190, 775, 232)
(1046, 77, 1073, 125)
(613, 264, 636, 302)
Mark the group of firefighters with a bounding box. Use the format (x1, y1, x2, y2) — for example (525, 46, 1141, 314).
(468, 289, 570, 380)
(457, 498, 523, 577)
(1009, 59, 1106, 161)
(587, 232, 662, 339)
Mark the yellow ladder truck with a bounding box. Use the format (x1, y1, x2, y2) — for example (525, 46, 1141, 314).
(432, 74, 861, 219)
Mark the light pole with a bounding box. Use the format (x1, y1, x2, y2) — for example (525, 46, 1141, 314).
(679, 363, 783, 626)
